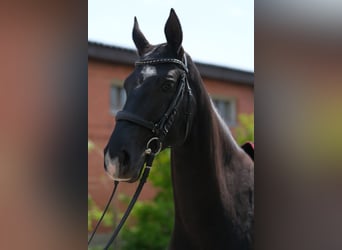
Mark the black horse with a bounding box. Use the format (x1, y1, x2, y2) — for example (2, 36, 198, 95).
(104, 9, 254, 250)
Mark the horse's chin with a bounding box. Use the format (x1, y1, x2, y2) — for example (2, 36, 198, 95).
(117, 159, 146, 183)
(124, 168, 143, 183)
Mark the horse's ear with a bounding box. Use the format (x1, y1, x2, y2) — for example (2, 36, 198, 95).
(132, 17, 150, 56)
(164, 8, 183, 55)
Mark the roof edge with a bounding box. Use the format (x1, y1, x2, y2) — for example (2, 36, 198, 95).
(88, 41, 254, 85)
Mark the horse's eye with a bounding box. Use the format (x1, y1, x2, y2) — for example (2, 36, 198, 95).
(161, 81, 174, 92)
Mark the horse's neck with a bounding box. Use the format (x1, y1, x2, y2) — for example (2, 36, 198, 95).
(168, 56, 254, 249)
(170, 71, 246, 247)
(172, 61, 240, 191)
(171, 87, 239, 208)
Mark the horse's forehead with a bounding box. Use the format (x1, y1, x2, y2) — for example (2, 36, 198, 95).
(133, 44, 179, 81)
(140, 65, 157, 81)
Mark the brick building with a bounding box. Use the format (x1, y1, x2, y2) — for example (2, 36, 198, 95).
(88, 41, 254, 212)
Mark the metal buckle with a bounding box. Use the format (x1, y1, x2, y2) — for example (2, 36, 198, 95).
(145, 137, 162, 155)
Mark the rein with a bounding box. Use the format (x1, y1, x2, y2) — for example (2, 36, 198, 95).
(88, 56, 192, 249)
(88, 139, 159, 249)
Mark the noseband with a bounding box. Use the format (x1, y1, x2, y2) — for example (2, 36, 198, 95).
(116, 56, 192, 145)
(88, 56, 193, 249)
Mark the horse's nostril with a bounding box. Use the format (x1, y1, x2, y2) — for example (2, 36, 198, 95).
(119, 150, 130, 167)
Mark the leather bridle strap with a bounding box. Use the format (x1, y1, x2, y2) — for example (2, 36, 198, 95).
(115, 111, 155, 131)
(87, 180, 119, 245)
(116, 57, 190, 142)
(135, 58, 188, 73)
(156, 73, 187, 138)
(116, 73, 187, 140)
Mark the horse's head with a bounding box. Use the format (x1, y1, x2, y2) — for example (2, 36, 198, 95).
(104, 9, 195, 182)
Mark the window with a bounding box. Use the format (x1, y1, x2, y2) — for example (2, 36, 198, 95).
(110, 85, 126, 114)
(212, 97, 236, 126)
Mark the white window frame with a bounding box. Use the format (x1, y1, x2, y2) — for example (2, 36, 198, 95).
(211, 96, 237, 126)
(110, 82, 126, 115)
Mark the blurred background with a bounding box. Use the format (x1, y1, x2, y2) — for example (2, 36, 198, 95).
(88, 1, 254, 249)
(0, 1, 87, 249)
(255, 1, 342, 249)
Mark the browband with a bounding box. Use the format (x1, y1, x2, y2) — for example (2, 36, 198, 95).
(135, 56, 188, 73)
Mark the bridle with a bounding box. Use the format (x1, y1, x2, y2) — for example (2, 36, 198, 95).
(116, 56, 192, 144)
(88, 55, 193, 249)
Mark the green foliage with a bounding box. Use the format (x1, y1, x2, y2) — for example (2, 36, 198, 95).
(235, 113, 254, 145)
(88, 195, 114, 231)
(119, 149, 174, 250)
(88, 140, 95, 151)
